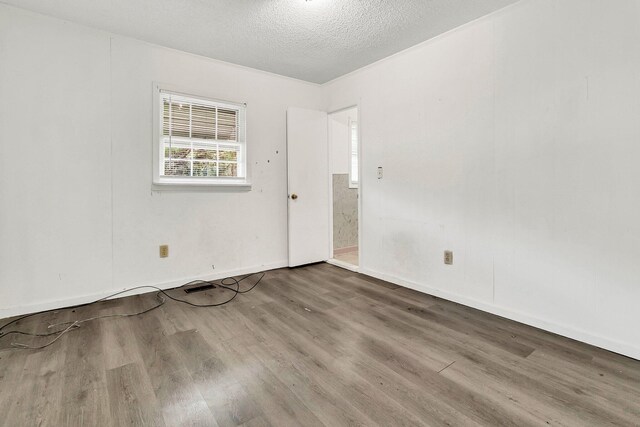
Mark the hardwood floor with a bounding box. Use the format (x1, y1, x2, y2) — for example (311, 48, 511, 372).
(0, 263, 639, 426)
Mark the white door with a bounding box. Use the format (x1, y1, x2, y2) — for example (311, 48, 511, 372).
(287, 107, 330, 267)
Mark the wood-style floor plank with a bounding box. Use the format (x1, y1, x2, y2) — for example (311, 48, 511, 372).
(0, 263, 639, 426)
(106, 362, 165, 427)
(57, 304, 110, 427)
(1, 309, 71, 427)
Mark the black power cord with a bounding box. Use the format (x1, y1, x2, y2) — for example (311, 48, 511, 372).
(0, 271, 265, 349)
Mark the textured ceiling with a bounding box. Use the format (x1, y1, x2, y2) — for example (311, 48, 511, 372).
(2, 0, 519, 83)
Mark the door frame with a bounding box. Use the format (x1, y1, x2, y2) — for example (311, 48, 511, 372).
(326, 104, 362, 272)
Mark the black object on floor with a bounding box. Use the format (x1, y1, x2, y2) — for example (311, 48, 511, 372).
(184, 284, 216, 294)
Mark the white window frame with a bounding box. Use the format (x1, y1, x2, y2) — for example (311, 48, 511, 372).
(348, 119, 359, 189)
(152, 83, 250, 188)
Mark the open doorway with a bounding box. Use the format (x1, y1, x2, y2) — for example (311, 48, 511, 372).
(328, 106, 359, 270)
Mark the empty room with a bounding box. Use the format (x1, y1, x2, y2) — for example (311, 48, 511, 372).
(1, 0, 639, 425)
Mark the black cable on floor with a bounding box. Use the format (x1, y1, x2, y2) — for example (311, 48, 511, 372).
(0, 271, 266, 349)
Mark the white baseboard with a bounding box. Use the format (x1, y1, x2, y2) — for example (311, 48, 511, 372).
(359, 267, 640, 361)
(0, 261, 288, 320)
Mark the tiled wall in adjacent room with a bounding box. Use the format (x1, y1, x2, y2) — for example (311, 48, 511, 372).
(332, 174, 358, 250)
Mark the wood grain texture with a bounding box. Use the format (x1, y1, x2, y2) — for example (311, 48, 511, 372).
(0, 263, 638, 426)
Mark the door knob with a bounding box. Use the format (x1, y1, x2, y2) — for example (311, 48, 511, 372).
(291, 193, 298, 200)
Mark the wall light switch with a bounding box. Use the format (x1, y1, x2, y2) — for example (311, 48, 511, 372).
(377, 167, 383, 179)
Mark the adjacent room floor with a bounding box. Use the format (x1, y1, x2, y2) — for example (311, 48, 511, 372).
(0, 263, 638, 426)
(333, 247, 359, 267)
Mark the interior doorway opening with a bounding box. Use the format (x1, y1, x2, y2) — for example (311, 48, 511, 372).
(328, 106, 359, 270)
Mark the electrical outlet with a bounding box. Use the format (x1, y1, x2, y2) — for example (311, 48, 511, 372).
(377, 167, 383, 179)
(159, 245, 169, 258)
(444, 250, 453, 265)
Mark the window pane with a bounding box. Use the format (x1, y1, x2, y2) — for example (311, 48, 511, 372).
(193, 162, 218, 177)
(351, 154, 358, 181)
(350, 122, 358, 183)
(163, 100, 171, 136)
(193, 148, 217, 160)
(217, 108, 237, 140)
(164, 160, 191, 176)
(218, 162, 238, 177)
(219, 145, 238, 161)
(158, 90, 246, 183)
(167, 102, 190, 137)
(164, 147, 191, 159)
(191, 103, 216, 139)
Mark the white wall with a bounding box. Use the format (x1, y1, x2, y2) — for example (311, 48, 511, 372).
(324, 0, 640, 359)
(0, 4, 323, 317)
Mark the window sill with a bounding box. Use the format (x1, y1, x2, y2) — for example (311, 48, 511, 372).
(152, 180, 252, 192)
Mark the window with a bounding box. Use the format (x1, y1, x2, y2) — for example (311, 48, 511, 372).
(153, 87, 247, 186)
(349, 120, 358, 188)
